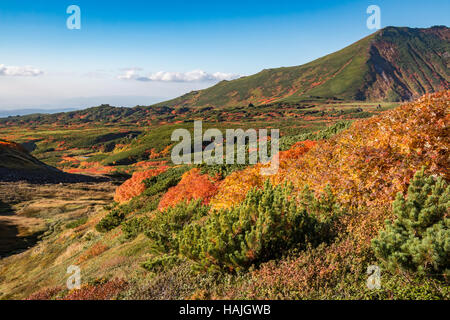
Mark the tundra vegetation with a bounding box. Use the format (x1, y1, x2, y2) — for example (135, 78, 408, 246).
(0, 91, 448, 300)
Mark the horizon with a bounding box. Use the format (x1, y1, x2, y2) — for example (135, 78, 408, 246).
(0, 0, 449, 113)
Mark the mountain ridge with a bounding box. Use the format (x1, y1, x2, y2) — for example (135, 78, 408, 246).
(153, 26, 449, 108)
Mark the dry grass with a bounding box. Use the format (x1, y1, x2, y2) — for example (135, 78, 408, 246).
(0, 181, 118, 299)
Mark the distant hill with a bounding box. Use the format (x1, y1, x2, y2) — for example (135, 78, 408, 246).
(155, 26, 449, 107)
(0, 108, 78, 118)
(0, 139, 103, 183)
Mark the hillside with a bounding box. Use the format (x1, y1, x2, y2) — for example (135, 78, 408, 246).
(0, 91, 448, 300)
(155, 26, 449, 107)
(0, 139, 101, 183)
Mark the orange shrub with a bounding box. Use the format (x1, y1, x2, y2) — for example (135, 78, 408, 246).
(77, 242, 109, 264)
(209, 165, 263, 211)
(158, 168, 219, 211)
(148, 145, 172, 159)
(0, 139, 27, 152)
(114, 167, 168, 203)
(209, 140, 317, 210)
(285, 91, 449, 244)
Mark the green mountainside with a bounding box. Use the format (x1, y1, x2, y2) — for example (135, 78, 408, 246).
(155, 26, 449, 107)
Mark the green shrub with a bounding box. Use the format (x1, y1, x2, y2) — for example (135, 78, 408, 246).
(375, 275, 449, 300)
(372, 169, 449, 278)
(178, 181, 340, 272)
(141, 254, 180, 272)
(121, 216, 152, 240)
(145, 200, 209, 252)
(96, 209, 126, 233)
(65, 217, 88, 229)
(280, 121, 351, 150)
(143, 166, 190, 196)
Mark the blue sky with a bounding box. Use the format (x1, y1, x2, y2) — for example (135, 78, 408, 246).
(0, 0, 448, 111)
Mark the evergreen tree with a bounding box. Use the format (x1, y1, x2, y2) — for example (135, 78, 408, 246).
(372, 169, 449, 278)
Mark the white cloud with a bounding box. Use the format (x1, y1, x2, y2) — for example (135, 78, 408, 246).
(117, 68, 142, 80)
(118, 69, 240, 82)
(0, 64, 44, 77)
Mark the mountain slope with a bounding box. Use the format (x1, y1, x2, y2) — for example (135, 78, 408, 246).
(155, 26, 449, 107)
(0, 139, 102, 183)
(0, 92, 448, 299)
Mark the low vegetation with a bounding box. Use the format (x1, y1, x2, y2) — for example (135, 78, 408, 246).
(0, 91, 448, 300)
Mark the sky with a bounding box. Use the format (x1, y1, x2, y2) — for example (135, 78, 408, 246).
(0, 0, 448, 112)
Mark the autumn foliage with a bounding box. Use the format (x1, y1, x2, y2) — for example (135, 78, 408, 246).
(26, 286, 64, 300)
(158, 168, 219, 211)
(209, 140, 317, 210)
(0, 139, 27, 152)
(114, 167, 168, 203)
(282, 91, 449, 245)
(212, 91, 449, 241)
(221, 91, 450, 299)
(77, 242, 109, 264)
(26, 279, 128, 300)
(63, 279, 128, 300)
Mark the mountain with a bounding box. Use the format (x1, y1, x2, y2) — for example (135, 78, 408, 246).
(0, 139, 103, 183)
(0, 26, 448, 128)
(155, 26, 449, 107)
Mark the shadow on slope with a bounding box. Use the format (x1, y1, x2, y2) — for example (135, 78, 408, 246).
(0, 139, 109, 184)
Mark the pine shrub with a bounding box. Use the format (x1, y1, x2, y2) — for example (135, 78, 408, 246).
(121, 216, 152, 240)
(178, 181, 341, 272)
(95, 209, 126, 233)
(145, 200, 209, 252)
(372, 169, 449, 278)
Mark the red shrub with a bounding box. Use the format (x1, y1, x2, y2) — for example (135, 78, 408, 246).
(114, 167, 168, 203)
(158, 168, 219, 211)
(26, 286, 63, 300)
(63, 278, 128, 300)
